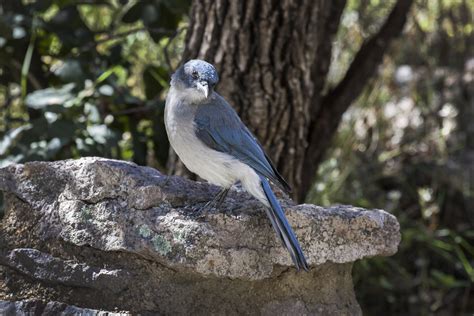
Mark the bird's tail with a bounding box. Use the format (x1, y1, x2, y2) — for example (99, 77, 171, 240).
(260, 176, 309, 271)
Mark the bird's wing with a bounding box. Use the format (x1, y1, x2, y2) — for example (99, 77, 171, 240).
(194, 97, 291, 192)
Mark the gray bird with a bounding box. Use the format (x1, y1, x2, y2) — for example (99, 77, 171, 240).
(165, 59, 308, 271)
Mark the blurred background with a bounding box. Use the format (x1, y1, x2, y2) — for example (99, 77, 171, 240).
(0, 0, 472, 315)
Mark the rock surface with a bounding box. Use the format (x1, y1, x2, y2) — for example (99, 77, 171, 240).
(0, 299, 129, 316)
(0, 157, 400, 315)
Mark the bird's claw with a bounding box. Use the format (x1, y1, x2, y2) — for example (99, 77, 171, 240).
(193, 201, 215, 219)
(193, 188, 230, 220)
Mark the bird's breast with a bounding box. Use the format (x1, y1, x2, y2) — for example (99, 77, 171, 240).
(165, 90, 237, 188)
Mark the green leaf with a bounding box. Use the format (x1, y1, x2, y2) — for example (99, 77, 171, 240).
(431, 269, 468, 288)
(25, 83, 76, 110)
(0, 125, 32, 156)
(98, 84, 114, 96)
(453, 244, 474, 282)
(96, 66, 122, 84)
(0, 154, 25, 168)
(84, 103, 101, 123)
(87, 124, 113, 144)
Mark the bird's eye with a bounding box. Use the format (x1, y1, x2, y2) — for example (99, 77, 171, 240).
(191, 71, 199, 79)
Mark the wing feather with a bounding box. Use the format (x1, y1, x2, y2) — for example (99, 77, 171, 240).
(194, 96, 291, 192)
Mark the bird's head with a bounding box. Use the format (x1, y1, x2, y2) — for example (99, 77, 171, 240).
(171, 59, 219, 102)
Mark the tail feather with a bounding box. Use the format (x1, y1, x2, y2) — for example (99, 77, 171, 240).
(260, 176, 309, 271)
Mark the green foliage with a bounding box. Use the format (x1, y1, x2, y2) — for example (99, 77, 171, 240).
(310, 0, 474, 314)
(0, 0, 190, 169)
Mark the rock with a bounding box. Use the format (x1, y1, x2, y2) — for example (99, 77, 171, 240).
(0, 157, 401, 315)
(0, 299, 130, 315)
(0, 248, 130, 292)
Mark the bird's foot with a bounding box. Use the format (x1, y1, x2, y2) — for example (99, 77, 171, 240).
(193, 188, 230, 219)
(193, 200, 215, 218)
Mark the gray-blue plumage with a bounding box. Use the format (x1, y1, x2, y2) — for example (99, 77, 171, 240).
(165, 59, 308, 271)
(194, 94, 291, 193)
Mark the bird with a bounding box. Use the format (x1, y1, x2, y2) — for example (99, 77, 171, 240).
(164, 59, 309, 271)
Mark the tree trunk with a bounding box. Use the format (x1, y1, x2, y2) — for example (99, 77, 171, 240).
(170, 0, 413, 202)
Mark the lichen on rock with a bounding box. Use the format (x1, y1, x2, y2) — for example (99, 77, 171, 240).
(0, 157, 400, 315)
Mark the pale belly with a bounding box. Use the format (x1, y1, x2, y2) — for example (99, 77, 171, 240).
(164, 88, 267, 204)
(168, 124, 239, 188)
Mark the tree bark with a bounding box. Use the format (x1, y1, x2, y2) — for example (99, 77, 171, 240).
(171, 0, 413, 202)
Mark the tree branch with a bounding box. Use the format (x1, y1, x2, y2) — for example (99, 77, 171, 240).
(309, 0, 347, 100)
(320, 0, 414, 119)
(299, 0, 414, 202)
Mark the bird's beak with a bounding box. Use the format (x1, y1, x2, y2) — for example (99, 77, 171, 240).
(196, 81, 209, 98)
